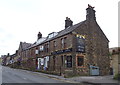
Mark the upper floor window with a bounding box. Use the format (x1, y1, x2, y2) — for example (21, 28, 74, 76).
(64, 37, 67, 48)
(61, 37, 67, 49)
(35, 49, 39, 54)
(54, 41, 57, 47)
(61, 38, 64, 48)
(44, 43, 49, 53)
(48, 32, 58, 39)
(46, 43, 49, 53)
(40, 46, 44, 51)
(48, 42, 50, 48)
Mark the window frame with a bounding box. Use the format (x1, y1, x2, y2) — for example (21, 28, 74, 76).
(61, 37, 67, 49)
(76, 56, 84, 67)
(66, 55, 72, 68)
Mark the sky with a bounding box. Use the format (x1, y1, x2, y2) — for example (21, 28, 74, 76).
(0, 0, 119, 56)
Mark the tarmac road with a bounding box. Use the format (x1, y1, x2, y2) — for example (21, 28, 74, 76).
(2, 66, 66, 83)
(2, 66, 86, 85)
(2, 66, 119, 85)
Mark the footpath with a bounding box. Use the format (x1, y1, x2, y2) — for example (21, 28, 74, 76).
(33, 71, 120, 84)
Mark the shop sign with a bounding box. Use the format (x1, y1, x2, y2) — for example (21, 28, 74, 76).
(51, 51, 57, 55)
(56, 50, 64, 54)
(76, 34, 85, 53)
(51, 48, 72, 55)
(64, 48, 72, 52)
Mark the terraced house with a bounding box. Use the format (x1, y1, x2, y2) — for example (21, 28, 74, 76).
(9, 5, 110, 77)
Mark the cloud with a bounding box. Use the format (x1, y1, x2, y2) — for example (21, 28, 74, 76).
(0, 0, 119, 56)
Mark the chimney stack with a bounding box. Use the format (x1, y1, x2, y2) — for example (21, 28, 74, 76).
(65, 17, 73, 28)
(86, 4, 96, 20)
(37, 32, 42, 40)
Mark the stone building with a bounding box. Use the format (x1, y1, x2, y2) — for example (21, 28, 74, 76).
(17, 42, 32, 68)
(12, 5, 110, 76)
(33, 4, 110, 76)
(109, 47, 120, 75)
(1, 55, 7, 66)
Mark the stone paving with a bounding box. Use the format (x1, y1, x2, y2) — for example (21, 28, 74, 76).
(65, 75, 119, 83)
(37, 72, 120, 84)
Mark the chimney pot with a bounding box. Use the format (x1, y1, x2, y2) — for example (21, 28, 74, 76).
(86, 4, 96, 20)
(65, 17, 73, 28)
(38, 32, 42, 40)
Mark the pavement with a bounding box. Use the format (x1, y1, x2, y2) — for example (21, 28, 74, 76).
(33, 71, 120, 84)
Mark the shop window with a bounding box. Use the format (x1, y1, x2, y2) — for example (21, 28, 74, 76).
(77, 56, 84, 66)
(66, 56, 72, 68)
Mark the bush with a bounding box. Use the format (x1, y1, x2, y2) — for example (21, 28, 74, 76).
(114, 74, 120, 80)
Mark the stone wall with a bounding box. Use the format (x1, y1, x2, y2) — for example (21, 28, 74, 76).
(73, 20, 110, 75)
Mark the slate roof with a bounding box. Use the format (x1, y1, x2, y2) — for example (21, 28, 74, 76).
(43, 20, 86, 43)
(29, 37, 47, 48)
(27, 20, 85, 49)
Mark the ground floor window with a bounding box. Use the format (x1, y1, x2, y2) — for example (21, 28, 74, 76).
(61, 56, 64, 66)
(66, 56, 72, 68)
(77, 56, 84, 66)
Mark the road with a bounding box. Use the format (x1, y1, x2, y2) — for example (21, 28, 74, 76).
(2, 66, 119, 85)
(2, 66, 88, 85)
(0, 65, 2, 84)
(2, 66, 69, 83)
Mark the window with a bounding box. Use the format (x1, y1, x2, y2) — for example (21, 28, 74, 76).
(77, 56, 84, 66)
(47, 42, 50, 53)
(61, 56, 64, 66)
(48, 42, 50, 48)
(35, 49, 39, 54)
(44, 44, 49, 53)
(66, 56, 72, 68)
(61, 38, 64, 48)
(40, 46, 44, 51)
(46, 44, 49, 53)
(64, 37, 67, 48)
(61, 37, 67, 49)
(54, 41, 56, 47)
